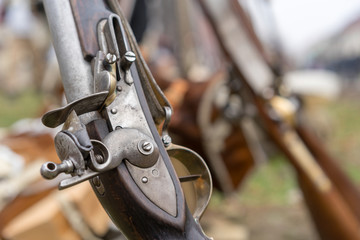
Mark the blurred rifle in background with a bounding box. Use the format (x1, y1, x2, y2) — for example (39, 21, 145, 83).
(198, 0, 360, 239)
(146, 0, 260, 194)
(144, 0, 360, 239)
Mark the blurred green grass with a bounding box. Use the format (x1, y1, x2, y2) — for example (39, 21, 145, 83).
(0, 90, 44, 127)
(237, 155, 297, 206)
(324, 96, 360, 184)
(207, 154, 299, 208)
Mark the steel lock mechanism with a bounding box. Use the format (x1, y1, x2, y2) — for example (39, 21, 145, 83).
(40, 128, 108, 189)
(40, 126, 160, 189)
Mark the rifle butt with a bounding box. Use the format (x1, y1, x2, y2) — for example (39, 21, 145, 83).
(298, 173, 360, 240)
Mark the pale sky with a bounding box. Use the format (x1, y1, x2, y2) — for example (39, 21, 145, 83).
(270, 0, 360, 56)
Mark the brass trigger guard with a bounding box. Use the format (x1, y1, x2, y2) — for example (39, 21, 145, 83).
(166, 144, 213, 220)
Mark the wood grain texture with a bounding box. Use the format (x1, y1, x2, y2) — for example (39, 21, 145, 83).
(70, 0, 112, 60)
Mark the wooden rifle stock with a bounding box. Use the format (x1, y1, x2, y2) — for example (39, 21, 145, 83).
(251, 94, 360, 239)
(198, 0, 360, 239)
(296, 125, 360, 218)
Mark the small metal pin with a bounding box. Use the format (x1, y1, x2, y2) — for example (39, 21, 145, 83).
(141, 177, 148, 183)
(116, 86, 122, 92)
(110, 108, 117, 114)
(92, 176, 105, 195)
(152, 169, 159, 177)
(93, 176, 101, 187)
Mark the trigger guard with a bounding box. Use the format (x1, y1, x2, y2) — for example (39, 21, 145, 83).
(167, 144, 213, 220)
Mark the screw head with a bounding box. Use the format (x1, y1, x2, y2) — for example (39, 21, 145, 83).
(110, 108, 117, 114)
(124, 51, 136, 62)
(138, 140, 155, 155)
(121, 51, 136, 70)
(162, 135, 172, 147)
(142, 141, 153, 152)
(105, 53, 117, 64)
(95, 154, 104, 164)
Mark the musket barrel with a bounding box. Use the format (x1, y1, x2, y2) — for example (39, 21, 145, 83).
(43, 0, 93, 103)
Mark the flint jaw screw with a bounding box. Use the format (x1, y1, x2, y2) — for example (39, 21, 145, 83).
(138, 139, 154, 156)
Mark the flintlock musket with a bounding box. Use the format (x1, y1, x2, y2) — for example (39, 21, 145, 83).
(39, 0, 212, 239)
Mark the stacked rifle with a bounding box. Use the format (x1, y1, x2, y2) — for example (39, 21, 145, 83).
(142, 0, 360, 239)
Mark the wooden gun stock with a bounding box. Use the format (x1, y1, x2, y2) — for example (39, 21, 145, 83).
(92, 163, 206, 239)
